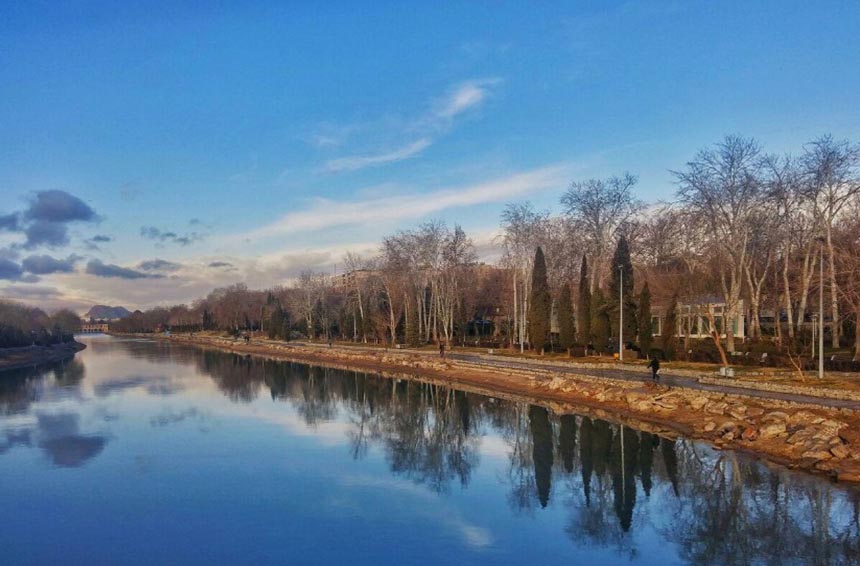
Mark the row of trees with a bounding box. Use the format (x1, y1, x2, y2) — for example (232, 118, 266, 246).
(0, 300, 81, 348)
(114, 134, 860, 361)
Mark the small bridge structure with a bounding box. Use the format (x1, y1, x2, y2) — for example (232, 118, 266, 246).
(80, 322, 110, 334)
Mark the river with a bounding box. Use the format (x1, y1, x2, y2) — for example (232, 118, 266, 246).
(1, 334, 859, 565)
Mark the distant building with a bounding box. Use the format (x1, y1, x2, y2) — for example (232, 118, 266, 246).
(651, 299, 746, 340)
(333, 269, 375, 291)
(80, 322, 110, 333)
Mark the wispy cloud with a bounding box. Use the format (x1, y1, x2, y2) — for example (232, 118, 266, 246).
(324, 138, 432, 172)
(240, 163, 570, 241)
(322, 78, 501, 173)
(434, 78, 500, 120)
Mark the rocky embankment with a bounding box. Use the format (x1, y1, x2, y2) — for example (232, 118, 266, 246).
(149, 333, 860, 482)
(537, 376, 860, 481)
(0, 341, 86, 373)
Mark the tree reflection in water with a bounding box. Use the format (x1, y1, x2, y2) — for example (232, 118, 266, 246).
(10, 340, 855, 564)
(177, 347, 860, 564)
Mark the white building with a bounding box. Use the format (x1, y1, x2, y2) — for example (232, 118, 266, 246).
(651, 299, 746, 340)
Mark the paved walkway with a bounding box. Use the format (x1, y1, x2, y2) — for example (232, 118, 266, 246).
(444, 352, 860, 410)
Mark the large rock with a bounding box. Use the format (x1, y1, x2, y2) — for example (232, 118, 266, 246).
(788, 429, 813, 445)
(689, 396, 709, 411)
(728, 406, 747, 420)
(741, 427, 759, 441)
(801, 449, 833, 461)
(788, 410, 822, 426)
(831, 444, 851, 459)
(759, 423, 787, 439)
(706, 402, 729, 415)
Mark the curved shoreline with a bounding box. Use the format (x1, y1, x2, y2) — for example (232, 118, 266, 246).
(0, 341, 86, 373)
(124, 332, 860, 483)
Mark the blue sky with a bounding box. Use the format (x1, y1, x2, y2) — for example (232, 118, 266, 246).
(1, 1, 859, 311)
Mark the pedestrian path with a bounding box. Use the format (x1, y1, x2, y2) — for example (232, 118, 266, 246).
(446, 352, 860, 410)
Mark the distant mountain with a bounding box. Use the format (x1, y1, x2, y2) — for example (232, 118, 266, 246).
(85, 305, 131, 321)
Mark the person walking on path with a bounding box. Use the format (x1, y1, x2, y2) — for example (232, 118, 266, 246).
(648, 355, 660, 382)
(439, 342, 446, 359)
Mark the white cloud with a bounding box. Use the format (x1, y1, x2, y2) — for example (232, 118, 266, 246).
(435, 78, 500, 120)
(322, 78, 501, 173)
(325, 138, 432, 172)
(239, 163, 571, 242)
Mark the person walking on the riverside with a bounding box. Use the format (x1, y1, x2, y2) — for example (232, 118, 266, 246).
(648, 355, 660, 382)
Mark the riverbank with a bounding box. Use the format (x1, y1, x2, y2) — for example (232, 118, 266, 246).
(0, 341, 86, 373)
(128, 332, 860, 482)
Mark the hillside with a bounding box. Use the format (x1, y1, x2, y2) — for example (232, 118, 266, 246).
(85, 305, 131, 321)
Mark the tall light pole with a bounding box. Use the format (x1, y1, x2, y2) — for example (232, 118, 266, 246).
(618, 265, 624, 363)
(817, 236, 825, 380)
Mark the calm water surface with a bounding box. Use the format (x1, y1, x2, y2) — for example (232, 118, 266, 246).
(2, 335, 860, 565)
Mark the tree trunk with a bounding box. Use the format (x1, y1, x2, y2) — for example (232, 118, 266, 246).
(827, 227, 840, 349)
(796, 247, 816, 336)
(782, 252, 794, 338)
(706, 309, 730, 367)
(854, 307, 860, 362)
(512, 270, 518, 349)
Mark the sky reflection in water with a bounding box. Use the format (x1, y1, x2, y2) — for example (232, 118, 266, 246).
(1, 335, 859, 565)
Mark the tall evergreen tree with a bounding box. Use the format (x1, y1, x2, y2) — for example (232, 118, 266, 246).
(528, 246, 552, 354)
(609, 235, 637, 346)
(591, 288, 611, 354)
(405, 303, 420, 347)
(637, 282, 653, 357)
(268, 304, 284, 339)
(557, 283, 576, 353)
(661, 291, 679, 360)
(577, 255, 591, 345)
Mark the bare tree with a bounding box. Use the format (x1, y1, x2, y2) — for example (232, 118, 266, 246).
(834, 200, 860, 360)
(764, 154, 819, 340)
(560, 173, 642, 290)
(500, 203, 549, 350)
(674, 135, 765, 351)
(802, 135, 860, 348)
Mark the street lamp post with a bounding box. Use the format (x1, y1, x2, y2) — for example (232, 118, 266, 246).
(618, 265, 624, 363)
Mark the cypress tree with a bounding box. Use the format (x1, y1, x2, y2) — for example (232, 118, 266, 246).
(528, 246, 552, 354)
(557, 283, 576, 354)
(609, 235, 636, 346)
(268, 304, 283, 339)
(405, 304, 420, 347)
(577, 255, 591, 345)
(661, 291, 678, 360)
(637, 282, 653, 357)
(591, 288, 611, 354)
